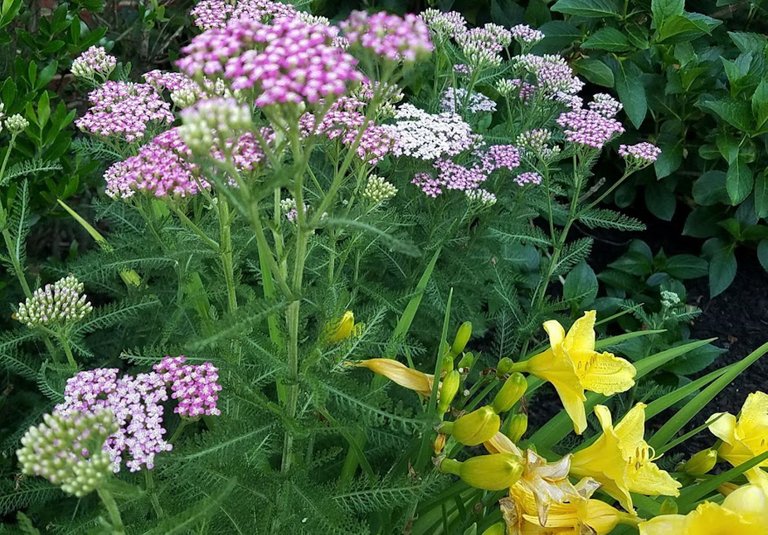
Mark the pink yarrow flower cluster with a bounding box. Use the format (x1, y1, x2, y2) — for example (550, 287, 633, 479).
(71, 46, 116, 79)
(420, 9, 467, 39)
(55, 357, 222, 472)
(514, 54, 585, 107)
(143, 70, 198, 93)
(619, 142, 661, 165)
(515, 171, 543, 186)
(510, 24, 544, 45)
(76, 81, 173, 142)
(178, 17, 364, 107)
(411, 144, 521, 197)
(154, 356, 222, 418)
(190, 0, 297, 30)
(588, 93, 623, 118)
(340, 10, 433, 63)
(556, 108, 625, 150)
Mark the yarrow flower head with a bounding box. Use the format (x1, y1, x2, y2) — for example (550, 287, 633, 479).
(76, 81, 173, 142)
(16, 275, 93, 329)
(619, 142, 661, 167)
(341, 10, 433, 64)
(456, 24, 512, 70)
(496, 78, 535, 101)
(179, 98, 252, 154)
(5, 114, 28, 135)
(71, 46, 116, 81)
(104, 128, 207, 199)
(17, 410, 117, 497)
(514, 54, 585, 105)
(154, 356, 222, 418)
(420, 9, 466, 40)
(478, 144, 521, 174)
(510, 24, 544, 46)
(384, 104, 478, 161)
(588, 93, 623, 118)
(515, 171, 543, 187)
(190, 0, 297, 30)
(465, 188, 497, 207)
(440, 87, 497, 114)
(557, 108, 625, 150)
(280, 198, 300, 222)
(178, 17, 364, 107)
(363, 175, 398, 205)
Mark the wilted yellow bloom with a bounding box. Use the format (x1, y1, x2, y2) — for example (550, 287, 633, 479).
(639, 483, 768, 535)
(485, 432, 582, 525)
(501, 478, 638, 535)
(521, 311, 636, 434)
(324, 311, 357, 343)
(570, 403, 681, 512)
(708, 391, 768, 486)
(354, 358, 433, 395)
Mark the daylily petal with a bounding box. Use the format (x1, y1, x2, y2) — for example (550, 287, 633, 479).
(613, 403, 646, 446)
(723, 484, 768, 525)
(575, 351, 636, 396)
(543, 320, 565, 348)
(686, 502, 763, 535)
(563, 310, 596, 355)
(638, 515, 687, 535)
(628, 460, 681, 497)
(708, 412, 738, 445)
(354, 359, 433, 395)
(484, 432, 522, 456)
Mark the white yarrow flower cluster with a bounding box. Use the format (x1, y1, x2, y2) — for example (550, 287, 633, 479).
(5, 114, 29, 134)
(179, 98, 252, 154)
(363, 175, 398, 205)
(440, 88, 497, 114)
(465, 188, 497, 206)
(16, 275, 93, 328)
(384, 104, 478, 161)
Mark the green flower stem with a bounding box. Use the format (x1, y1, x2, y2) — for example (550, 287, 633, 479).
(145, 471, 164, 519)
(171, 205, 219, 252)
(97, 487, 126, 535)
(217, 197, 238, 314)
(59, 334, 77, 369)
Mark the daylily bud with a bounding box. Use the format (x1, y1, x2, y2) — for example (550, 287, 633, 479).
(325, 311, 355, 343)
(504, 413, 528, 443)
(433, 434, 447, 455)
(439, 453, 523, 491)
(450, 406, 500, 446)
(481, 523, 505, 535)
(438, 370, 461, 415)
(496, 357, 514, 376)
(354, 359, 433, 395)
(658, 497, 678, 515)
(451, 321, 472, 356)
(457, 351, 475, 371)
(718, 482, 740, 496)
(492, 373, 527, 413)
(680, 449, 717, 476)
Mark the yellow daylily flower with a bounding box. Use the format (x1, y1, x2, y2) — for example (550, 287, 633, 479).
(354, 358, 433, 395)
(501, 477, 638, 535)
(569, 403, 681, 512)
(485, 432, 582, 525)
(639, 484, 768, 535)
(324, 311, 357, 343)
(522, 311, 636, 434)
(708, 391, 768, 486)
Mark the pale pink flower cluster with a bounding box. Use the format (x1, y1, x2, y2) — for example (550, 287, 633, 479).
(190, 0, 297, 30)
(619, 142, 661, 165)
(465, 188, 497, 206)
(341, 10, 433, 63)
(556, 108, 625, 150)
(178, 17, 363, 107)
(478, 144, 520, 173)
(104, 128, 205, 199)
(514, 171, 543, 186)
(456, 23, 512, 68)
(384, 104, 478, 160)
(510, 24, 544, 45)
(496, 78, 536, 101)
(71, 46, 116, 79)
(588, 93, 623, 118)
(56, 368, 172, 472)
(143, 69, 198, 93)
(420, 9, 467, 39)
(76, 81, 173, 142)
(440, 88, 497, 114)
(514, 54, 584, 107)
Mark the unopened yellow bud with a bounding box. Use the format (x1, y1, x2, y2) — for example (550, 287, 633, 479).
(658, 497, 678, 515)
(451, 321, 472, 356)
(492, 373, 527, 413)
(354, 359, 433, 395)
(450, 406, 500, 446)
(680, 448, 718, 476)
(325, 311, 355, 343)
(438, 370, 461, 415)
(481, 523, 505, 535)
(440, 453, 523, 491)
(504, 413, 528, 443)
(718, 481, 740, 496)
(496, 357, 514, 376)
(457, 351, 475, 371)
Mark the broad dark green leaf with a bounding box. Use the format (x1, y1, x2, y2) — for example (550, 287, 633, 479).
(698, 98, 753, 132)
(664, 255, 708, 279)
(563, 261, 598, 306)
(614, 61, 647, 128)
(754, 171, 768, 218)
(572, 58, 614, 87)
(758, 239, 768, 271)
(551, 0, 621, 18)
(581, 27, 631, 52)
(651, 0, 684, 27)
(726, 156, 753, 205)
(709, 248, 737, 297)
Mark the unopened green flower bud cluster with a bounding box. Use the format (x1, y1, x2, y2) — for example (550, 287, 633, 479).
(0, 103, 29, 135)
(179, 98, 252, 154)
(16, 275, 93, 328)
(17, 410, 117, 497)
(363, 175, 398, 205)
